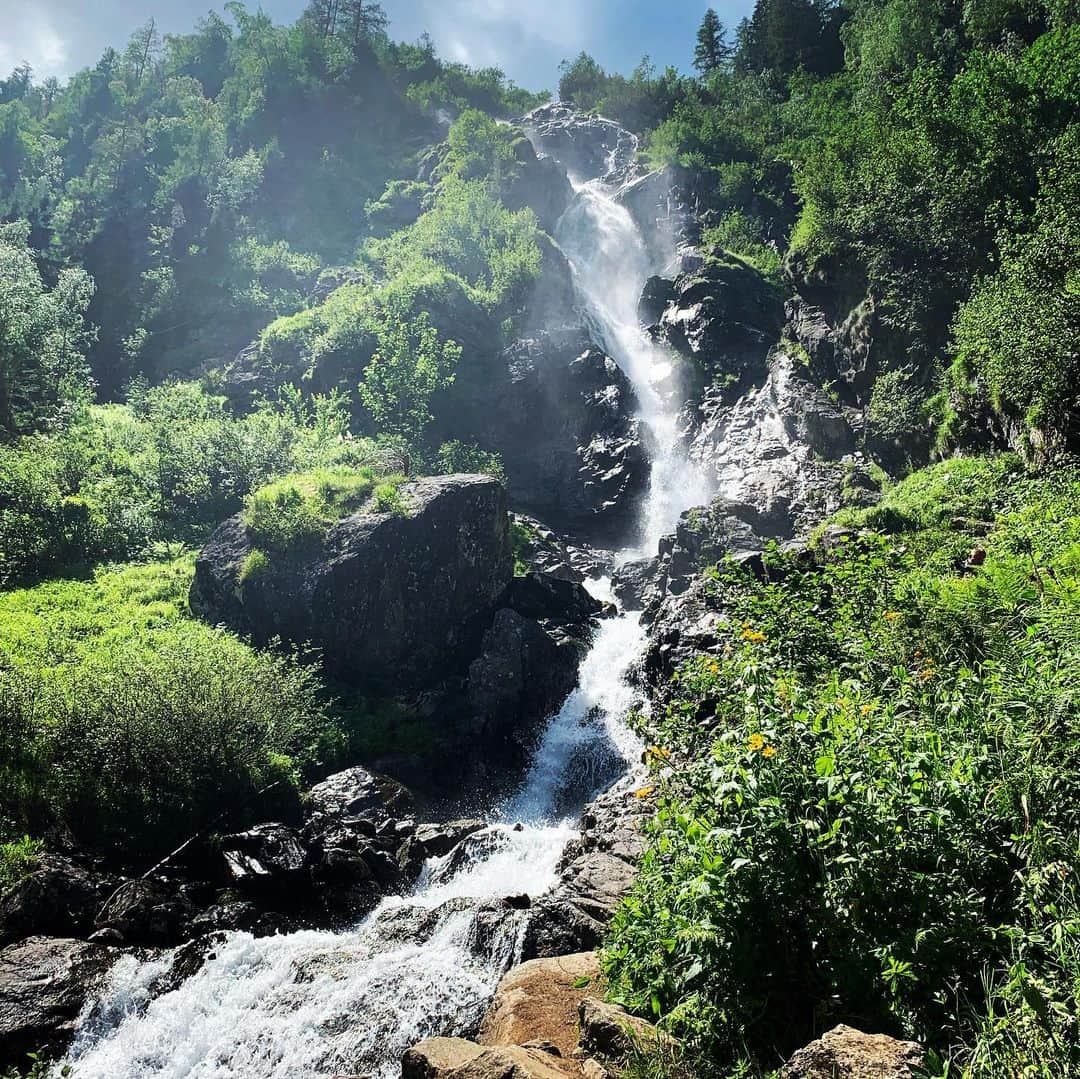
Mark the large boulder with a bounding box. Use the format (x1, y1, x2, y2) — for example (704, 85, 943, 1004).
(191, 474, 512, 692)
(0, 853, 116, 946)
(0, 937, 117, 1068)
(219, 823, 310, 893)
(403, 1039, 571, 1079)
(478, 952, 601, 1059)
(781, 1025, 925, 1079)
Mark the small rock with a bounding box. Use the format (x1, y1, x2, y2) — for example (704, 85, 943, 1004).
(219, 823, 309, 890)
(94, 876, 198, 946)
(781, 1025, 924, 1079)
(402, 1036, 486, 1079)
(578, 998, 675, 1061)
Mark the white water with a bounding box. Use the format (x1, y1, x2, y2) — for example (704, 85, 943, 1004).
(61, 131, 708, 1079)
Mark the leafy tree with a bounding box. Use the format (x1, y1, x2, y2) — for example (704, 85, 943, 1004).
(0, 221, 94, 438)
(694, 9, 733, 74)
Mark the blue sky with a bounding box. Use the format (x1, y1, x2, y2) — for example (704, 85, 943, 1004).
(0, 1, 756, 92)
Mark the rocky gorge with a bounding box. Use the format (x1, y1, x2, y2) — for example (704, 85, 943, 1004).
(0, 102, 919, 1079)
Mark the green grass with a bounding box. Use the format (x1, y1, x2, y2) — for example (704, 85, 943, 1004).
(242, 468, 406, 552)
(0, 836, 44, 893)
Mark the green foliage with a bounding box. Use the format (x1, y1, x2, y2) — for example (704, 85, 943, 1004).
(510, 518, 537, 577)
(0, 382, 362, 583)
(605, 457, 1080, 1076)
(0, 221, 94, 438)
(242, 467, 401, 551)
(433, 440, 505, 480)
(0, 836, 43, 892)
(0, 558, 342, 859)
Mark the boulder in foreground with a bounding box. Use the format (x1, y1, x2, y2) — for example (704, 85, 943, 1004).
(191, 473, 512, 691)
(781, 1025, 925, 1079)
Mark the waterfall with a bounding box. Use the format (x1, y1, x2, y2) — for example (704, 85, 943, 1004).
(59, 123, 708, 1079)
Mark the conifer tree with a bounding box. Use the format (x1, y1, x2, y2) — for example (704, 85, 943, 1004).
(694, 8, 732, 74)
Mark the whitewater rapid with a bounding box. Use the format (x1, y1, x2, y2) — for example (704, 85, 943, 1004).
(60, 139, 708, 1079)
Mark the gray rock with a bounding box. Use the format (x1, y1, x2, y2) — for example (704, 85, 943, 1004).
(0, 936, 117, 1067)
(397, 820, 486, 877)
(0, 853, 116, 946)
(504, 572, 604, 624)
(611, 556, 661, 611)
(523, 103, 642, 186)
(220, 823, 309, 890)
(191, 474, 512, 692)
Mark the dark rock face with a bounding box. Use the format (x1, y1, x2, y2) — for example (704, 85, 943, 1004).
(504, 573, 604, 625)
(0, 853, 116, 946)
(191, 474, 512, 692)
(510, 514, 613, 584)
(467, 609, 589, 763)
(0, 937, 117, 1068)
(652, 256, 786, 396)
(94, 876, 201, 946)
(523, 103, 641, 186)
(439, 331, 649, 539)
(522, 783, 650, 961)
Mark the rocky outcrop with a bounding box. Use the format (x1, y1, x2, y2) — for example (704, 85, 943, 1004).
(438, 332, 649, 539)
(510, 515, 612, 584)
(0, 937, 117, 1068)
(523, 104, 641, 187)
(781, 1025, 925, 1079)
(403, 1039, 572, 1079)
(191, 474, 512, 692)
(0, 853, 116, 946)
(522, 783, 649, 961)
(651, 255, 786, 395)
(578, 998, 673, 1060)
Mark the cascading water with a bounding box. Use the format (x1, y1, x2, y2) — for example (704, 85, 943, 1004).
(59, 119, 708, 1079)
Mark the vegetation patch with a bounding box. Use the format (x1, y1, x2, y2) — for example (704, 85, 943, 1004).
(605, 457, 1080, 1077)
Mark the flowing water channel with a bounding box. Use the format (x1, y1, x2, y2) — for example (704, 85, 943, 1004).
(59, 127, 708, 1079)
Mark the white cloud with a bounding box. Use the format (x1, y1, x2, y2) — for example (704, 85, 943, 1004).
(0, 10, 69, 78)
(403, 0, 594, 84)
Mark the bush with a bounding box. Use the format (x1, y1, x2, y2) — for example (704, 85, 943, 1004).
(0, 836, 43, 892)
(605, 457, 1080, 1076)
(0, 558, 343, 859)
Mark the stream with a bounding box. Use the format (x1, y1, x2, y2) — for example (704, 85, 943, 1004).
(59, 123, 708, 1079)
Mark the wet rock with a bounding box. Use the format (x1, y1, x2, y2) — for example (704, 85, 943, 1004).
(438, 331, 649, 539)
(191, 474, 512, 693)
(397, 820, 487, 877)
(522, 852, 637, 960)
(638, 276, 676, 327)
(690, 352, 858, 541)
(504, 573, 604, 625)
(0, 936, 117, 1067)
(219, 823, 309, 891)
(780, 1025, 925, 1079)
(0, 852, 116, 946)
(656, 255, 785, 394)
(94, 876, 200, 946)
(578, 998, 675, 1061)
(307, 766, 413, 839)
(467, 609, 590, 762)
(616, 168, 689, 267)
(610, 556, 661, 611)
(509, 514, 610, 584)
(524, 103, 641, 186)
(479, 952, 601, 1059)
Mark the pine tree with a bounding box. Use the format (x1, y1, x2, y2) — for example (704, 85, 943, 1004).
(694, 8, 732, 74)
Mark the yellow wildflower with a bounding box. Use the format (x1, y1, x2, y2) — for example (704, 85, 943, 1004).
(860, 703, 875, 717)
(762, 745, 777, 759)
(646, 746, 672, 763)
(634, 786, 655, 800)
(747, 733, 765, 752)
(884, 611, 902, 622)
(741, 627, 766, 644)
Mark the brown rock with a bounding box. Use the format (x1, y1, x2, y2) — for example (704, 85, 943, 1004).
(479, 952, 601, 1059)
(402, 1037, 486, 1079)
(403, 1038, 575, 1079)
(781, 1025, 925, 1079)
(577, 998, 674, 1061)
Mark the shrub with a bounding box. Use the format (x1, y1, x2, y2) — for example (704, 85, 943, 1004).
(0, 558, 343, 859)
(0, 836, 43, 893)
